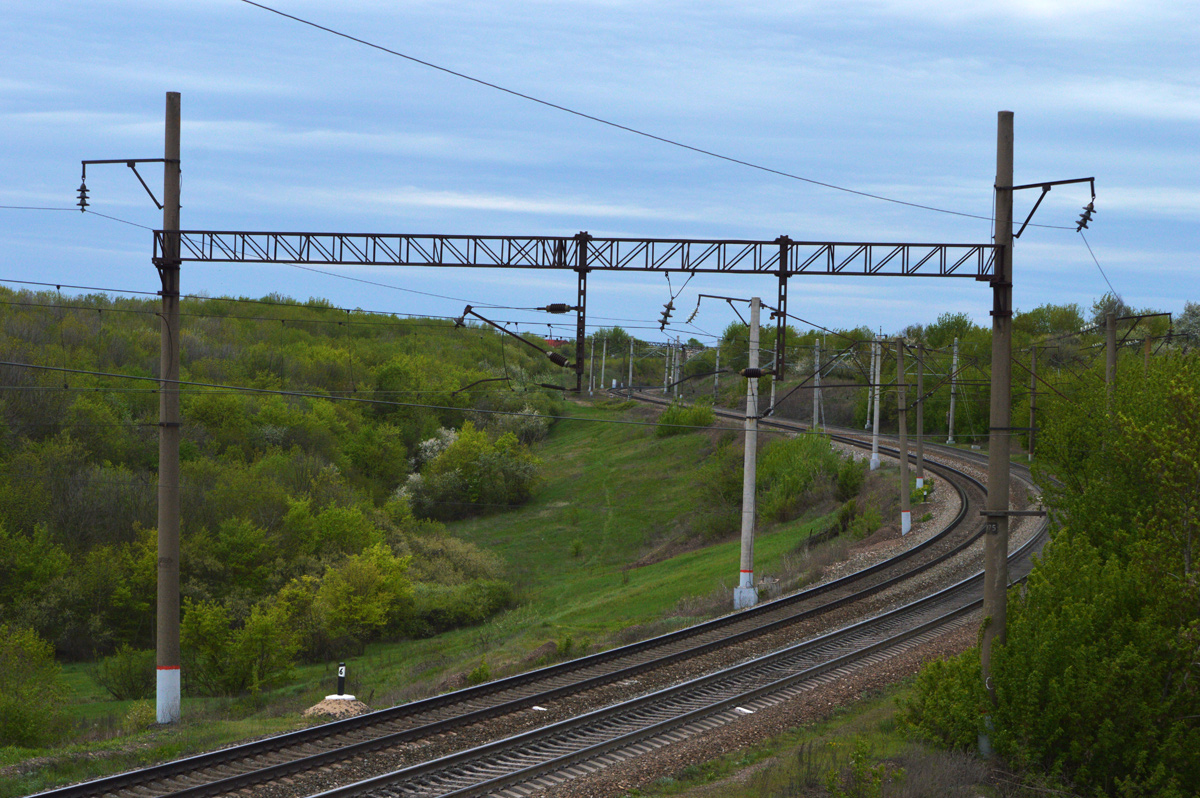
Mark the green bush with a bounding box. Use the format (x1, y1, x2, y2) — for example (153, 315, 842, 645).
(655, 401, 715, 437)
(122, 700, 156, 734)
(181, 599, 298, 696)
(834, 458, 866, 501)
(403, 424, 539, 520)
(899, 646, 986, 750)
(905, 354, 1200, 795)
(406, 579, 516, 638)
(315, 543, 413, 649)
(909, 480, 934, 505)
(93, 644, 155, 700)
(757, 434, 842, 523)
(0, 624, 67, 747)
(466, 660, 491, 686)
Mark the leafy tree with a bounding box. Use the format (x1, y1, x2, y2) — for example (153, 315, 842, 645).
(1090, 291, 1132, 325)
(1177, 300, 1200, 346)
(924, 312, 981, 349)
(315, 543, 413, 651)
(903, 352, 1200, 795)
(0, 624, 67, 746)
(0, 523, 69, 610)
(403, 423, 539, 520)
(180, 598, 297, 696)
(1013, 303, 1084, 339)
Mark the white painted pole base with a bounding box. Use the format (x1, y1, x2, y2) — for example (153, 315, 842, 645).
(901, 511, 912, 536)
(157, 667, 181, 724)
(733, 586, 758, 609)
(869, 454, 880, 470)
(325, 694, 357, 701)
(946, 437, 955, 445)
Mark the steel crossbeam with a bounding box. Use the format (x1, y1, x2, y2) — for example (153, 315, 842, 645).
(154, 231, 997, 278)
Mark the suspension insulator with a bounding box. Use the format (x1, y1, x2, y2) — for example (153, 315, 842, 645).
(547, 352, 569, 367)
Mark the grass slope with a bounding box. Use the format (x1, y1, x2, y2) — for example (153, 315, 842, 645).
(449, 402, 831, 641)
(3, 400, 837, 797)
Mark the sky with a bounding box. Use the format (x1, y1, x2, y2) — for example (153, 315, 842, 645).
(2, 0, 1197, 345)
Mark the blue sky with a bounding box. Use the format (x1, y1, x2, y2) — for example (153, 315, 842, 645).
(2, 1, 1197, 343)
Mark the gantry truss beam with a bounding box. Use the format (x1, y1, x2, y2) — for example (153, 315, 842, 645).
(154, 231, 998, 279)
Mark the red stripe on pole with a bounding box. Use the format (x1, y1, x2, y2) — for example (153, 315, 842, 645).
(157, 666, 181, 671)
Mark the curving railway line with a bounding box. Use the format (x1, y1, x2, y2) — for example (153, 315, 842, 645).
(34, 395, 1044, 798)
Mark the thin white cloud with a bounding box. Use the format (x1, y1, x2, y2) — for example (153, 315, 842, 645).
(1102, 186, 1200, 218)
(315, 186, 703, 223)
(1064, 78, 1200, 123)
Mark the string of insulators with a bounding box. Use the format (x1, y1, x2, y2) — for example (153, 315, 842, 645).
(1076, 201, 1095, 232)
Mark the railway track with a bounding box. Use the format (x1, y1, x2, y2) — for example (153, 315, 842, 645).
(314, 530, 1043, 798)
(35, 396, 1042, 798)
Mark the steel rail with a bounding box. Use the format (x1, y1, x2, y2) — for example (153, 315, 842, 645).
(33, 403, 997, 798)
(148, 462, 984, 798)
(310, 524, 1045, 798)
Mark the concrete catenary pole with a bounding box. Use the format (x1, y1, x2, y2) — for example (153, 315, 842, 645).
(982, 110, 1014, 701)
(915, 343, 925, 488)
(673, 338, 681, 399)
(1106, 310, 1117, 398)
(628, 339, 634, 398)
(713, 346, 720, 404)
(864, 340, 874, 430)
(812, 340, 821, 431)
(588, 336, 595, 395)
(662, 343, 669, 394)
(897, 338, 911, 535)
(157, 91, 182, 725)
(947, 337, 959, 444)
(734, 298, 761, 610)
(1028, 346, 1037, 461)
(600, 336, 607, 393)
(870, 337, 882, 470)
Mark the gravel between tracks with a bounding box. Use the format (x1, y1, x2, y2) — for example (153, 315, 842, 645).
(539, 620, 980, 798)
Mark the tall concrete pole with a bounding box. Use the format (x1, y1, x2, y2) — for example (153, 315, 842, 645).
(864, 340, 874, 430)
(982, 110, 1014, 700)
(734, 297, 761, 610)
(157, 91, 182, 725)
(600, 337, 607, 392)
(713, 346, 720, 404)
(1106, 311, 1117, 398)
(870, 337, 882, 470)
(588, 336, 595, 395)
(812, 340, 821, 431)
(947, 337, 959, 444)
(628, 339, 634, 398)
(663, 343, 669, 394)
(1028, 346, 1037, 461)
(673, 338, 681, 399)
(897, 339, 911, 535)
(915, 343, 925, 488)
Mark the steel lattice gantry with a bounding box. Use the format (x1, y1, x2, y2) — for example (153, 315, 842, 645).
(153, 229, 999, 389)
